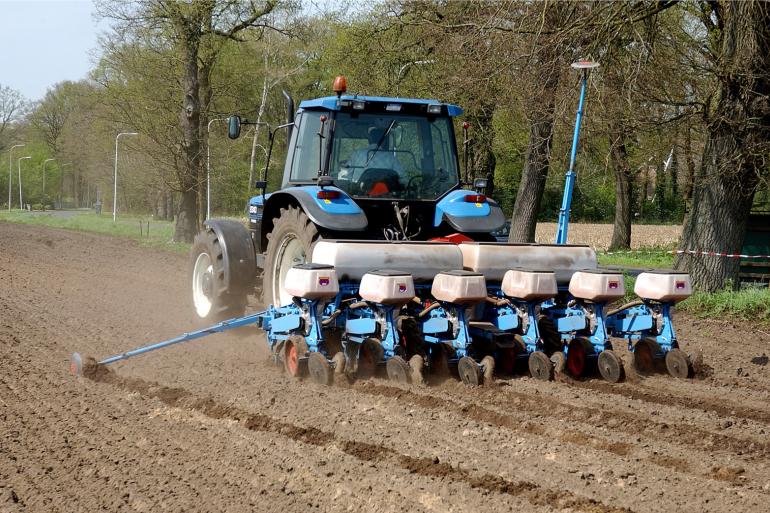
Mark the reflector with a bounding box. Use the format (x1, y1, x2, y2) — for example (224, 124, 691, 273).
(571, 60, 600, 69)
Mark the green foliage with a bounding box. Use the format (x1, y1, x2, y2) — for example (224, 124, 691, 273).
(680, 287, 770, 322)
(597, 248, 676, 269)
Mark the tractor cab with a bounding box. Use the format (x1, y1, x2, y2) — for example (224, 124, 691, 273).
(286, 95, 462, 203)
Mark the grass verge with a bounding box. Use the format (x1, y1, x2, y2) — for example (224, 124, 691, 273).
(0, 210, 190, 253)
(679, 287, 770, 322)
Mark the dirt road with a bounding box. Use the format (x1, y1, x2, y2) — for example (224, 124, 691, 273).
(1, 222, 769, 513)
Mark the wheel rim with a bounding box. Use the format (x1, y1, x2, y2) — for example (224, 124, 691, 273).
(566, 339, 587, 377)
(273, 235, 306, 306)
(551, 352, 566, 374)
(387, 356, 411, 384)
(285, 341, 299, 376)
(666, 349, 691, 379)
(598, 350, 623, 383)
(529, 351, 552, 381)
(458, 356, 480, 386)
(308, 353, 331, 385)
(192, 252, 214, 318)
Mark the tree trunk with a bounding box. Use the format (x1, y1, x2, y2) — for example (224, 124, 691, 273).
(674, 135, 756, 290)
(508, 104, 556, 242)
(674, 1, 770, 290)
(609, 130, 633, 250)
(683, 125, 695, 202)
(173, 33, 202, 243)
(198, 57, 213, 225)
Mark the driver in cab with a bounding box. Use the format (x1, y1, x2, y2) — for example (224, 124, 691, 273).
(345, 126, 405, 197)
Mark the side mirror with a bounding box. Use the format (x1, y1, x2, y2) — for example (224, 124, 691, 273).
(228, 115, 241, 140)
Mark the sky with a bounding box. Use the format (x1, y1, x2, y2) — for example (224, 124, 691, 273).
(0, 0, 109, 102)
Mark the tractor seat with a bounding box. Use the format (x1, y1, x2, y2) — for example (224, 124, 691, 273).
(358, 167, 403, 197)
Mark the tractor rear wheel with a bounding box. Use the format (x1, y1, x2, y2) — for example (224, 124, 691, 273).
(190, 229, 247, 320)
(263, 206, 320, 307)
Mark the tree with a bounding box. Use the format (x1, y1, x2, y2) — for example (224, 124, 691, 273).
(98, 0, 278, 242)
(0, 84, 27, 153)
(675, 1, 770, 290)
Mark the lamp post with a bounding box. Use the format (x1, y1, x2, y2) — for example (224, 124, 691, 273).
(42, 158, 55, 199)
(113, 132, 138, 222)
(17, 156, 31, 209)
(395, 60, 434, 96)
(8, 143, 24, 211)
(206, 118, 226, 220)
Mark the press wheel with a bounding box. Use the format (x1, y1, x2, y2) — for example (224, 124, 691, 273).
(283, 335, 308, 378)
(550, 351, 566, 375)
(632, 338, 662, 375)
(331, 351, 346, 375)
(386, 356, 412, 384)
(566, 337, 593, 377)
(308, 352, 332, 386)
(429, 343, 452, 377)
(598, 350, 625, 383)
(409, 355, 425, 385)
(357, 338, 383, 379)
(528, 351, 554, 381)
(458, 356, 481, 386)
(665, 348, 693, 379)
(480, 355, 495, 384)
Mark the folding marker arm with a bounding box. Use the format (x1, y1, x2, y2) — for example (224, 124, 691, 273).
(71, 311, 267, 373)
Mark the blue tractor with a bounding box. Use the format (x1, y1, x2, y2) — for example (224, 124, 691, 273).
(190, 77, 506, 320)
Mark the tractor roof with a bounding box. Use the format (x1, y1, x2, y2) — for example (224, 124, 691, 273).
(298, 95, 463, 117)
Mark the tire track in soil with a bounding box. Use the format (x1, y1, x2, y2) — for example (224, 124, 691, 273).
(81, 361, 634, 513)
(351, 382, 758, 485)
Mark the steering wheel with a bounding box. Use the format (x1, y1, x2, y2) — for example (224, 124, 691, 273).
(406, 175, 424, 198)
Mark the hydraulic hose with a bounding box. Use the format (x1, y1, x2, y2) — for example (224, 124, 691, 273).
(606, 300, 644, 317)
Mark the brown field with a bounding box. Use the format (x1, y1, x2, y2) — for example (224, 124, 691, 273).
(2, 222, 769, 513)
(535, 223, 682, 250)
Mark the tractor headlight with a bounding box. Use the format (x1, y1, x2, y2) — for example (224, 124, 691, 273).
(248, 205, 258, 215)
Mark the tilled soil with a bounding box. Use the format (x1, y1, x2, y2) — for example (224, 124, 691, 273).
(1, 222, 769, 513)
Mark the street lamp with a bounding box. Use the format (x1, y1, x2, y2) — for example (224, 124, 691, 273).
(207, 118, 226, 220)
(113, 132, 138, 222)
(42, 158, 55, 199)
(8, 143, 24, 211)
(17, 156, 31, 209)
(395, 60, 434, 96)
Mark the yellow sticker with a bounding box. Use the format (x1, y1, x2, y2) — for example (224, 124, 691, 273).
(475, 202, 482, 207)
(324, 199, 332, 204)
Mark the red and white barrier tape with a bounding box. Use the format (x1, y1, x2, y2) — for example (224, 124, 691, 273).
(597, 248, 770, 259)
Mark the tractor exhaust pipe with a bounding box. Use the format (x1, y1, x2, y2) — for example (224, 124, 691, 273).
(283, 90, 295, 141)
